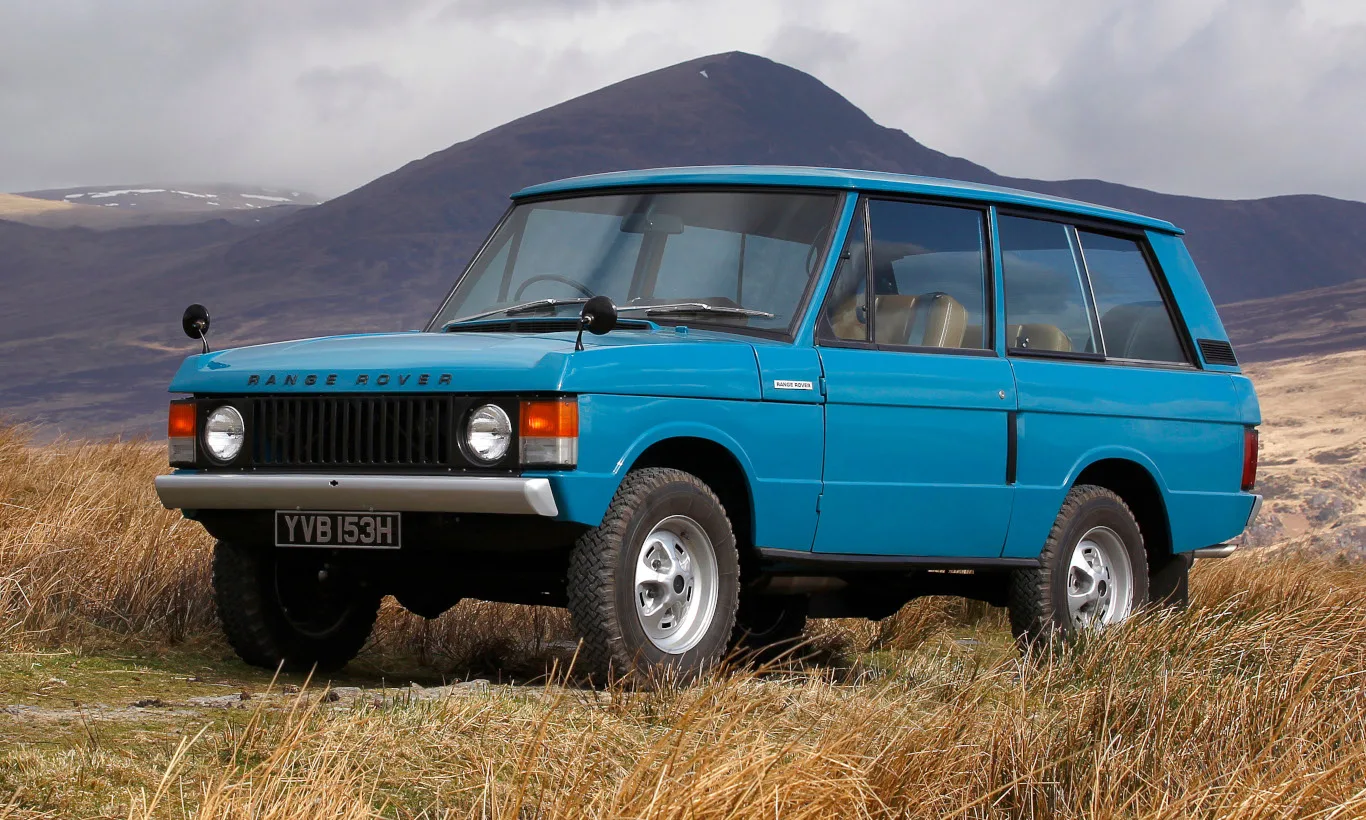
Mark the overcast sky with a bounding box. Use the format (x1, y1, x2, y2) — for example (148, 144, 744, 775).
(2, 0, 1363, 202)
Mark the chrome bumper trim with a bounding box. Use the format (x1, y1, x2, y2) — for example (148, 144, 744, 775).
(1245, 494, 1263, 529)
(1192, 543, 1237, 559)
(1193, 494, 1263, 559)
(154, 473, 559, 517)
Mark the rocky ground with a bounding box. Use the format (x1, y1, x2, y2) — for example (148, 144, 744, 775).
(1241, 349, 1366, 558)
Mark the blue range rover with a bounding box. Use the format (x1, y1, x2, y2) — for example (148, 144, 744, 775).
(155, 166, 1262, 677)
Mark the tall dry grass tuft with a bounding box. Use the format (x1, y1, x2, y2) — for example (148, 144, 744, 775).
(0, 424, 215, 647)
(0, 423, 574, 667)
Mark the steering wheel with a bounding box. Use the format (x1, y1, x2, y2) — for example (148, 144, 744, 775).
(513, 274, 596, 300)
(806, 224, 832, 275)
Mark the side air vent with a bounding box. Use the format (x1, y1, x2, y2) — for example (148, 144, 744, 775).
(447, 319, 651, 334)
(1197, 338, 1238, 367)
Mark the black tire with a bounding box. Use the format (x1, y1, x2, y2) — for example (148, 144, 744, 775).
(567, 468, 740, 680)
(730, 593, 808, 663)
(212, 540, 381, 673)
(1008, 485, 1149, 645)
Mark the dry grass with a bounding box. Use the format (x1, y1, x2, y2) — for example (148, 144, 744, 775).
(1, 349, 1365, 817)
(0, 193, 80, 217)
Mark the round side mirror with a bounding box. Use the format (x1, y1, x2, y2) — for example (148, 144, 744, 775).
(182, 304, 210, 339)
(581, 295, 618, 336)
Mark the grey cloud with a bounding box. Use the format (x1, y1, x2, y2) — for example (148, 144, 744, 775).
(0, 0, 1362, 203)
(768, 25, 857, 75)
(951, 0, 1366, 201)
(297, 65, 410, 124)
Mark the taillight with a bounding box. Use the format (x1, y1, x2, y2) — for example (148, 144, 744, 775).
(168, 400, 197, 466)
(519, 398, 578, 467)
(1241, 427, 1258, 492)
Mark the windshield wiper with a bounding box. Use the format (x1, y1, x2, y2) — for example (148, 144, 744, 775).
(620, 303, 776, 319)
(443, 298, 589, 328)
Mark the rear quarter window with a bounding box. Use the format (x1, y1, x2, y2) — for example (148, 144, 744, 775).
(1077, 231, 1188, 364)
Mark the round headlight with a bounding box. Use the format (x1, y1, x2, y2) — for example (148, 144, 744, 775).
(466, 404, 511, 463)
(204, 405, 245, 462)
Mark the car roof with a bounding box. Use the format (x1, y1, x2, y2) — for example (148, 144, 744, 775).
(512, 165, 1183, 234)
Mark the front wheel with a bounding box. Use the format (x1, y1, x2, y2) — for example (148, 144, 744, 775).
(567, 468, 740, 680)
(213, 541, 381, 673)
(1007, 485, 1149, 645)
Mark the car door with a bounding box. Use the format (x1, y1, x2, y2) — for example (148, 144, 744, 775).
(812, 197, 1016, 558)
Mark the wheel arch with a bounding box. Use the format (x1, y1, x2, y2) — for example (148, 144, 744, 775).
(1070, 453, 1174, 568)
(626, 433, 757, 555)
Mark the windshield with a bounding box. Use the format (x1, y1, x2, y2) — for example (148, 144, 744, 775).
(429, 189, 840, 335)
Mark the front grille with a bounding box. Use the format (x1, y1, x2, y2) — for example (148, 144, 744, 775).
(251, 396, 454, 468)
(1197, 339, 1238, 367)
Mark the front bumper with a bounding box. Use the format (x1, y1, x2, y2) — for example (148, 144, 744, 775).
(154, 472, 559, 517)
(1192, 494, 1263, 559)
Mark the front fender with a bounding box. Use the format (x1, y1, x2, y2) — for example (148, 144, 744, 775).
(528, 393, 823, 551)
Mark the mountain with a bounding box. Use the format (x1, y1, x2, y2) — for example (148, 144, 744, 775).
(1222, 279, 1366, 363)
(2, 51, 1364, 436)
(6, 184, 322, 229)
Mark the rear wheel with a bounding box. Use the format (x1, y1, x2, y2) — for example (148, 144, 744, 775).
(567, 468, 740, 680)
(1008, 485, 1149, 645)
(213, 541, 381, 672)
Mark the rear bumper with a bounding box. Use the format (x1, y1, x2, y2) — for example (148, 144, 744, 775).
(154, 472, 559, 517)
(1192, 494, 1263, 559)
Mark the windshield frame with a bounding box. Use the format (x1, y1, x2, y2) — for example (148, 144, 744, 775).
(423, 185, 845, 342)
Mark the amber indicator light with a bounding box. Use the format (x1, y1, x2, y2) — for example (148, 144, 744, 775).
(168, 401, 197, 438)
(520, 399, 578, 438)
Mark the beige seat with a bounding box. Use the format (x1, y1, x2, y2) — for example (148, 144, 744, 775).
(875, 292, 968, 348)
(828, 295, 869, 341)
(913, 292, 968, 348)
(872, 294, 920, 344)
(1007, 323, 1072, 352)
(829, 291, 970, 348)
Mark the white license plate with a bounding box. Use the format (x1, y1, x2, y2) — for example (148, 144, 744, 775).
(275, 511, 401, 549)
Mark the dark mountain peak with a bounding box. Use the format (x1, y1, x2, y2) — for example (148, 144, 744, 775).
(263, 51, 994, 264)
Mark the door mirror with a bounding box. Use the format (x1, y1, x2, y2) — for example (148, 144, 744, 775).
(575, 295, 618, 351)
(581, 295, 618, 336)
(182, 304, 211, 354)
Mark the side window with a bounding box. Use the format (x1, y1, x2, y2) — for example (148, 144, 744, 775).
(867, 200, 988, 349)
(1078, 231, 1188, 363)
(818, 206, 869, 342)
(999, 216, 1098, 354)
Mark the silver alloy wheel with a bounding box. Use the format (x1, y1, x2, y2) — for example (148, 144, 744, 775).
(633, 514, 719, 653)
(1066, 525, 1134, 629)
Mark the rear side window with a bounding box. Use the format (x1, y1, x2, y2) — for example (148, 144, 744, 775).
(999, 215, 1098, 354)
(1078, 231, 1188, 364)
